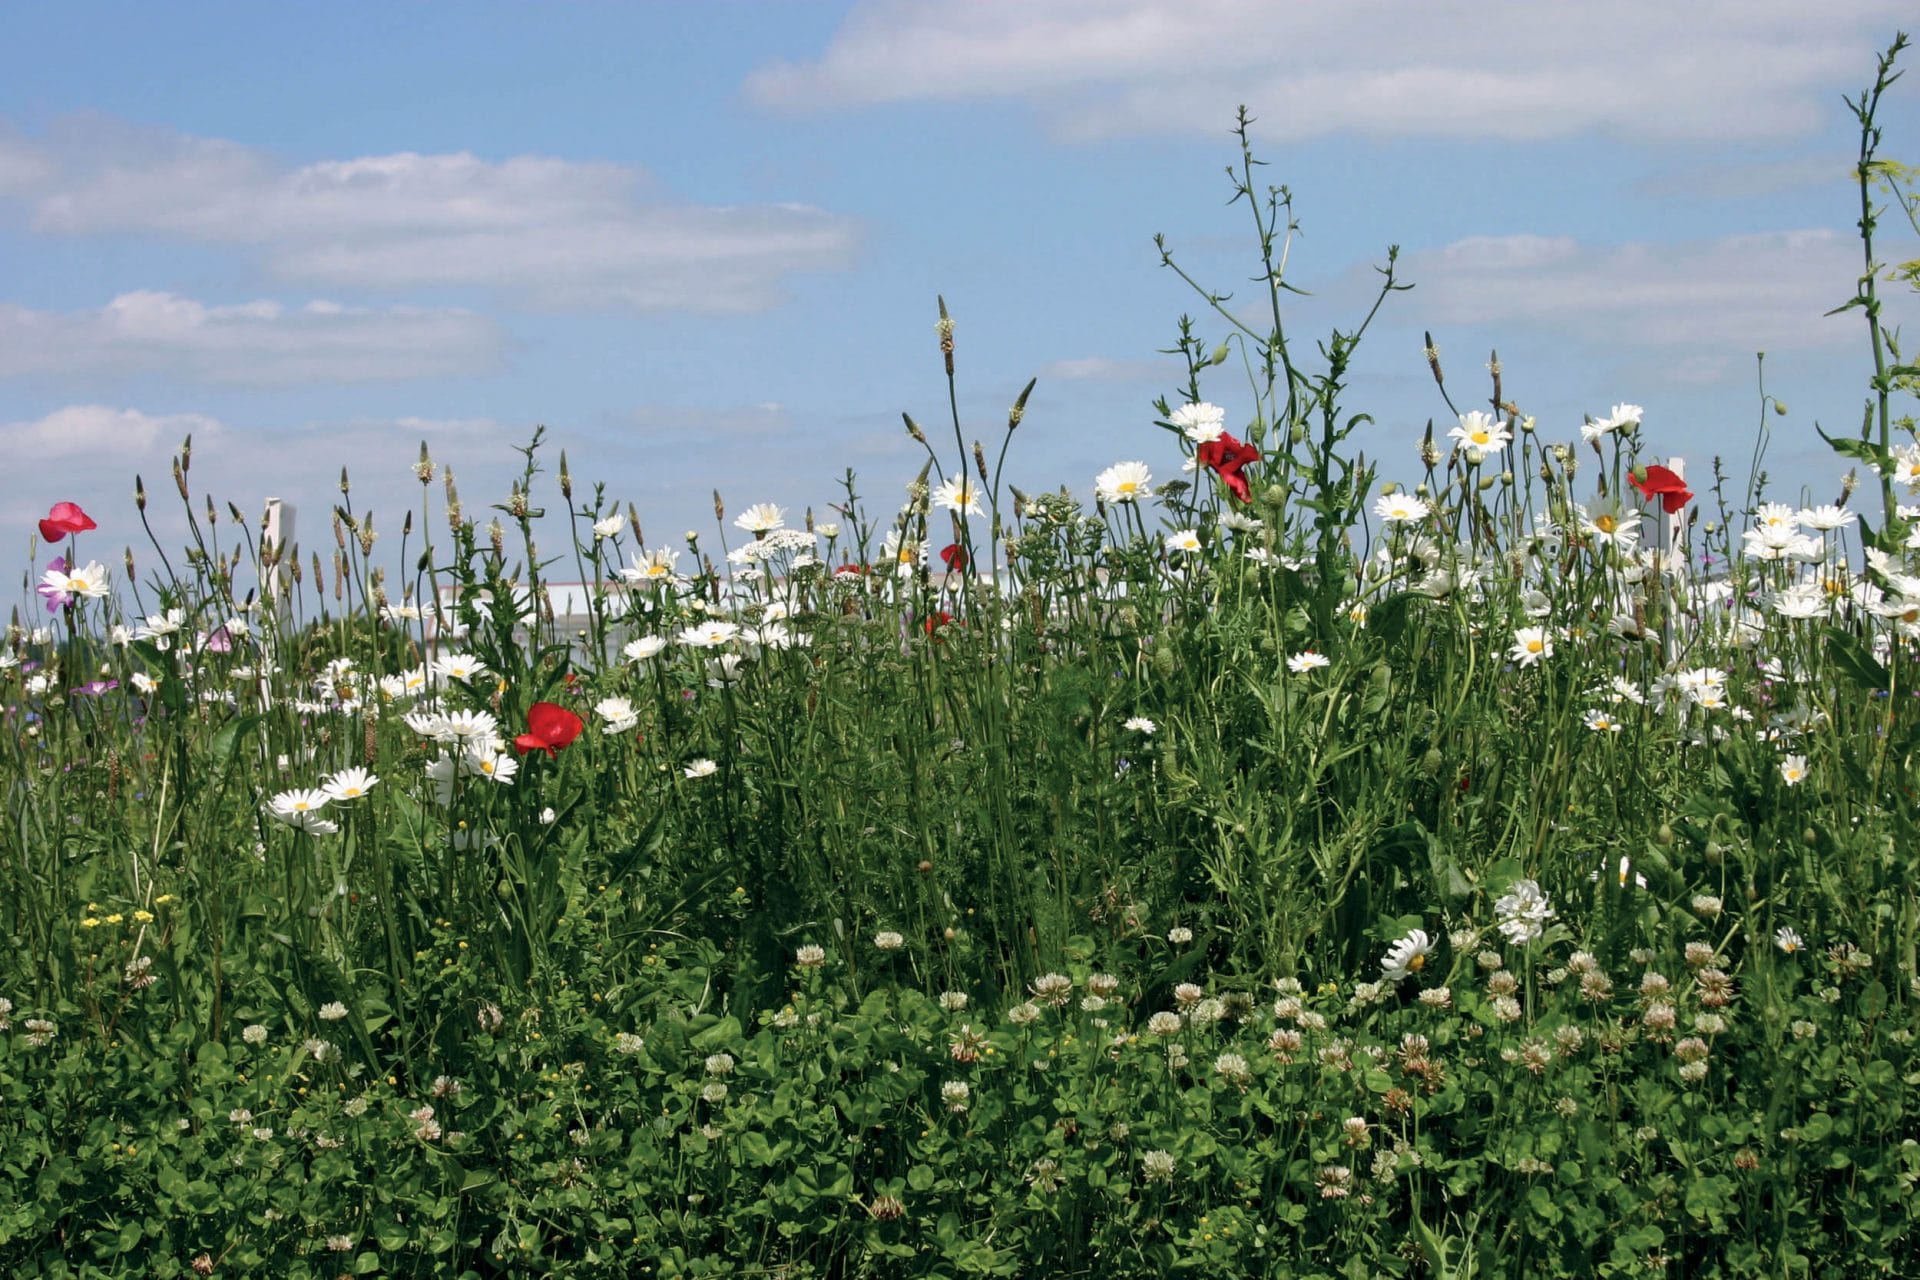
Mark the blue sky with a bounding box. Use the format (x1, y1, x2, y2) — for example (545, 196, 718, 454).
(4, 1, 1915, 591)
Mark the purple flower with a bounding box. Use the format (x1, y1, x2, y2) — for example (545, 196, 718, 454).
(36, 556, 69, 613)
(201, 626, 233, 654)
(69, 679, 119, 697)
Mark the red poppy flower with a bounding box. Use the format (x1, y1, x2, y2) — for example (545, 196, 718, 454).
(39, 501, 97, 544)
(513, 701, 584, 757)
(939, 543, 969, 572)
(923, 611, 955, 637)
(1196, 433, 1260, 502)
(1629, 464, 1693, 514)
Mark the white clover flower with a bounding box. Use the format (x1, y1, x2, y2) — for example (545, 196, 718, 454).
(873, 931, 905, 951)
(795, 944, 826, 967)
(317, 1001, 349, 1022)
(941, 1080, 971, 1113)
(1140, 1148, 1177, 1184)
(1167, 925, 1193, 945)
(1494, 879, 1555, 946)
(241, 1024, 268, 1046)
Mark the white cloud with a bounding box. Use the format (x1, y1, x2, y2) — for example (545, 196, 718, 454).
(1406, 228, 1884, 350)
(0, 291, 503, 385)
(747, 0, 1903, 143)
(0, 404, 222, 459)
(3, 118, 861, 312)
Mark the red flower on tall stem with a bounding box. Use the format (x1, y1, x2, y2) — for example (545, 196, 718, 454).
(1629, 464, 1693, 514)
(39, 501, 97, 544)
(514, 701, 584, 757)
(939, 543, 969, 572)
(1196, 433, 1260, 502)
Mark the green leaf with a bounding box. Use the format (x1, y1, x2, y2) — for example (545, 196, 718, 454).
(1824, 627, 1889, 692)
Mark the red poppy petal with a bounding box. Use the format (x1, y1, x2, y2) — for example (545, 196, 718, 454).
(525, 701, 583, 749)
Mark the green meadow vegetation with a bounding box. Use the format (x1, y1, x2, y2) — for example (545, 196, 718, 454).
(4, 34, 1920, 1280)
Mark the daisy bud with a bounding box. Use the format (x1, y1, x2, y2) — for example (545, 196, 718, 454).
(903, 413, 927, 444)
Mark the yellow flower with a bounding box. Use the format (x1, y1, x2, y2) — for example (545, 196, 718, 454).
(80, 917, 101, 928)
(155, 894, 176, 905)
(133, 910, 154, 923)
(105, 913, 124, 925)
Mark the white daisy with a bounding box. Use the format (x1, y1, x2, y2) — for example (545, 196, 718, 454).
(1373, 493, 1430, 523)
(1094, 461, 1154, 505)
(733, 503, 785, 535)
(1380, 929, 1432, 982)
(1169, 402, 1226, 444)
(1509, 626, 1553, 667)
(931, 476, 984, 516)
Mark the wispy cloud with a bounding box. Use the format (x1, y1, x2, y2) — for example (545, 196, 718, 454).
(748, 0, 1902, 144)
(1, 117, 862, 313)
(1632, 156, 1855, 202)
(0, 291, 503, 386)
(1398, 229, 1899, 376)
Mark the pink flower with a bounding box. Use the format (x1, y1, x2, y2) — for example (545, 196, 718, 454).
(36, 556, 69, 613)
(39, 502, 97, 544)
